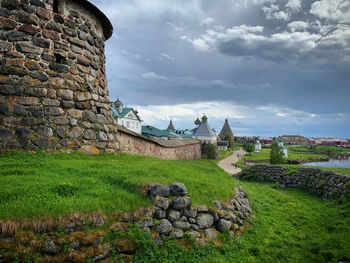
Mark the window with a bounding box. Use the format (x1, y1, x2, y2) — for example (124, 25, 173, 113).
(53, 0, 59, 13)
(127, 121, 130, 128)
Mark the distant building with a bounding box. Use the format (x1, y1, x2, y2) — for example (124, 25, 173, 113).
(219, 119, 234, 147)
(322, 139, 349, 147)
(259, 137, 273, 144)
(111, 98, 142, 134)
(217, 141, 229, 151)
(142, 126, 193, 140)
(277, 135, 310, 145)
(192, 115, 217, 144)
(167, 120, 175, 130)
(278, 139, 288, 158)
(254, 140, 262, 153)
(239, 136, 259, 144)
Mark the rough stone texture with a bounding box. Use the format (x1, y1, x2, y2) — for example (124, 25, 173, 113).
(204, 228, 218, 239)
(153, 197, 171, 211)
(0, 0, 118, 153)
(172, 221, 191, 231)
(167, 210, 180, 222)
(42, 237, 61, 255)
(170, 183, 188, 196)
(149, 184, 170, 198)
(216, 219, 232, 232)
(172, 197, 192, 210)
(196, 214, 214, 229)
(169, 229, 184, 239)
(240, 165, 350, 199)
(157, 219, 172, 234)
(116, 125, 202, 160)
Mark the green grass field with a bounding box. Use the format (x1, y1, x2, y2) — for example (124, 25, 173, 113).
(289, 145, 350, 156)
(131, 181, 350, 263)
(0, 152, 236, 220)
(239, 148, 327, 163)
(1, 151, 350, 262)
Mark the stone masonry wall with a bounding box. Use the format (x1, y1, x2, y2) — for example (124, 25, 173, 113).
(117, 128, 202, 160)
(0, 0, 118, 153)
(0, 183, 252, 262)
(239, 165, 350, 199)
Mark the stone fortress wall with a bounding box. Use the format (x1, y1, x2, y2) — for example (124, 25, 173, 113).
(239, 165, 350, 199)
(0, 0, 203, 160)
(0, 0, 118, 153)
(117, 125, 202, 160)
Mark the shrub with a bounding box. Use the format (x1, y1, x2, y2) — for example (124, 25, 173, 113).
(242, 143, 254, 153)
(202, 143, 217, 159)
(270, 141, 285, 164)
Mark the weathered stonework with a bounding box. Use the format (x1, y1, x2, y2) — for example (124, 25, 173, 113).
(0, 0, 118, 153)
(117, 125, 202, 160)
(239, 165, 350, 199)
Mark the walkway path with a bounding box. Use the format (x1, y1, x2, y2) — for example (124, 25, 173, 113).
(217, 149, 246, 176)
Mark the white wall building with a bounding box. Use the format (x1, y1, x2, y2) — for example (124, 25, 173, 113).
(192, 115, 217, 144)
(111, 98, 142, 134)
(254, 140, 262, 153)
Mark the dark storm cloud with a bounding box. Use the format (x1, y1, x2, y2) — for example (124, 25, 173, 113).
(90, 0, 350, 137)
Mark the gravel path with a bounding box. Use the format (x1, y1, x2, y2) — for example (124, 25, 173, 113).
(217, 149, 246, 176)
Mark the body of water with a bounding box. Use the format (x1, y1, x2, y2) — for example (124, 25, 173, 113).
(302, 156, 350, 168)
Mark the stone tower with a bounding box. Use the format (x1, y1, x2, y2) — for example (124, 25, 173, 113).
(0, 0, 118, 153)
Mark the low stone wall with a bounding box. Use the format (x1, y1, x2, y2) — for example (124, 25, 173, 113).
(144, 183, 251, 240)
(239, 165, 350, 199)
(117, 125, 202, 160)
(0, 183, 252, 262)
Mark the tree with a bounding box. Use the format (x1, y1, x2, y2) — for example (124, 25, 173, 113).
(243, 143, 254, 153)
(223, 134, 234, 148)
(270, 141, 285, 164)
(202, 143, 217, 159)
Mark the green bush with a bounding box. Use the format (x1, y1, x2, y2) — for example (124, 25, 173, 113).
(270, 141, 286, 164)
(202, 143, 217, 159)
(243, 143, 254, 153)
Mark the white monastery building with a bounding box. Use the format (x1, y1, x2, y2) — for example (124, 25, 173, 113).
(111, 98, 142, 134)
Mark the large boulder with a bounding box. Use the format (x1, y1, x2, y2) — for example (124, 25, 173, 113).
(167, 210, 181, 222)
(153, 196, 171, 210)
(149, 184, 170, 198)
(216, 219, 232, 232)
(196, 214, 214, 229)
(170, 183, 188, 196)
(172, 197, 192, 210)
(172, 221, 191, 231)
(183, 207, 197, 218)
(157, 219, 172, 234)
(170, 228, 184, 239)
(204, 228, 218, 239)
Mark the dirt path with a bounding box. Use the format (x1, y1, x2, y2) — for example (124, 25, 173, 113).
(217, 149, 246, 176)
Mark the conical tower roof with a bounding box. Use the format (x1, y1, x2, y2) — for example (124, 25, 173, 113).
(167, 120, 175, 130)
(194, 115, 216, 137)
(219, 119, 233, 138)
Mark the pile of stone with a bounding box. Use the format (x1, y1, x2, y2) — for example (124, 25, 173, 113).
(240, 165, 350, 199)
(135, 183, 252, 241)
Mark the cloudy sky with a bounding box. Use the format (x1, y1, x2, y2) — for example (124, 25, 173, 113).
(90, 0, 350, 138)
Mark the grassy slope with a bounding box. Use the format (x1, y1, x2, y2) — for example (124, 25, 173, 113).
(0, 152, 236, 220)
(132, 181, 350, 263)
